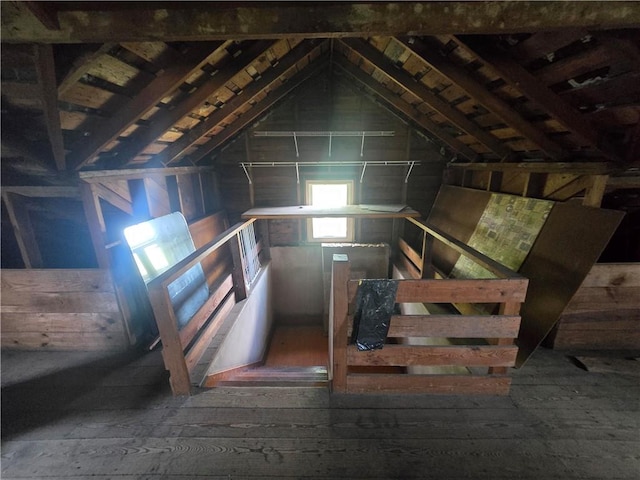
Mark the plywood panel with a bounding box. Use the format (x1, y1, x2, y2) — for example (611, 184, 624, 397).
(187, 212, 233, 289)
(517, 203, 624, 365)
(426, 186, 491, 274)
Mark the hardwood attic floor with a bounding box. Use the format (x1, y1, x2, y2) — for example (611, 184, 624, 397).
(1, 347, 639, 479)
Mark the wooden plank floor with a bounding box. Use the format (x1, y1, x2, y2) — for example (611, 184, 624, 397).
(2, 347, 639, 479)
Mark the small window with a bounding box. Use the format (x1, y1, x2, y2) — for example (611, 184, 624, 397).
(306, 180, 354, 242)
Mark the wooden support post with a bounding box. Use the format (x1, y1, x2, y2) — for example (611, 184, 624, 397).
(523, 172, 547, 198)
(330, 254, 350, 393)
(488, 171, 503, 192)
(79, 182, 110, 268)
(421, 233, 435, 279)
(583, 175, 609, 208)
(147, 286, 191, 395)
(489, 301, 521, 375)
(229, 233, 248, 301)
(1, 192, 43, 268)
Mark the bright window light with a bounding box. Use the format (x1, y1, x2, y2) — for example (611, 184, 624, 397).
(132, 253, 149, 278)
(310, 184, 348, 207)
(306, 180, 354, 242)
(144, 244, 169, 272)
(123, 222, 156, 248)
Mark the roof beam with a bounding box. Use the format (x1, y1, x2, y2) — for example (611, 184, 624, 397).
(341, 38, 512, 159)
(103, 41, 275, 169)
(452, 36, 622, 162)
(33, 44, 66, 171)
(162, 40, 327, 166)
(3, 2, 640, 43)
(396, 37, 566, 160)
(333, 56, 478, 161)
(69, 42, 225, 170)
(79, 166, 214, 182)
(187, 59, 331, 164)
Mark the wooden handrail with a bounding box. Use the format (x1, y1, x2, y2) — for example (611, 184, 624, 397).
(148, 218, 256, 290)
(406, 217, 522, 279)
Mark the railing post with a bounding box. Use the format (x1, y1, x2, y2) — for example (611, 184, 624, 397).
(330, 254, 350, 393)
(488, 301, 521, 375)
(421, 231, 435, 279)
(229, 232, 248, 301)
(147, 285, 191, 395)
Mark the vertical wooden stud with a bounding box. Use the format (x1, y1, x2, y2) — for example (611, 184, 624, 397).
(79, 182, 110, 268)
(583, 175, 609, 208)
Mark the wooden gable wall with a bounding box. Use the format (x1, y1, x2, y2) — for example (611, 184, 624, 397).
(214, 69, 448, 245)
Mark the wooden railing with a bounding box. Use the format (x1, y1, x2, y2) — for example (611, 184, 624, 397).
(147, 218, 259, 395)
(330, 219, 528, 395)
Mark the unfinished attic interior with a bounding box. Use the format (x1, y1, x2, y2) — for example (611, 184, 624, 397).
(1, 2, 640, 477)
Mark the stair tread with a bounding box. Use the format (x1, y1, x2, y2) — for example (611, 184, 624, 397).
(223, 365, 328, 384)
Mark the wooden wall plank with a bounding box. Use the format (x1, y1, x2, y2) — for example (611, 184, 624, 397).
(1, 331, 128, 350)
(1, 269, 115, 292)
(0, 269, 129, 351)
(2, 292, 120, 313)
(1, 313, 126, 334)
(580, 263, 640, 288)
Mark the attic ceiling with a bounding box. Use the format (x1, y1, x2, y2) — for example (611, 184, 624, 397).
(1, 1, 640, 183)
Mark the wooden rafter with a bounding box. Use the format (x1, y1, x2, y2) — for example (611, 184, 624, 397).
(451, 36, 621, 162)
(341, 38, 512, 159)
(104, 41, 275, 169)
(188, 58, 331, 164)
(3, 1, 640, 43)
(57, 43, 118, 96)
(69, 42, 225, 170)
(161, 40, 327, 166)
(396, 37, 566, 160)
(33, 44, 66, 171)
(333, 55, 478, 161)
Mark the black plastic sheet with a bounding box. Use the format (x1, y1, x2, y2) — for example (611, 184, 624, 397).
(351, 279, 399, 351)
